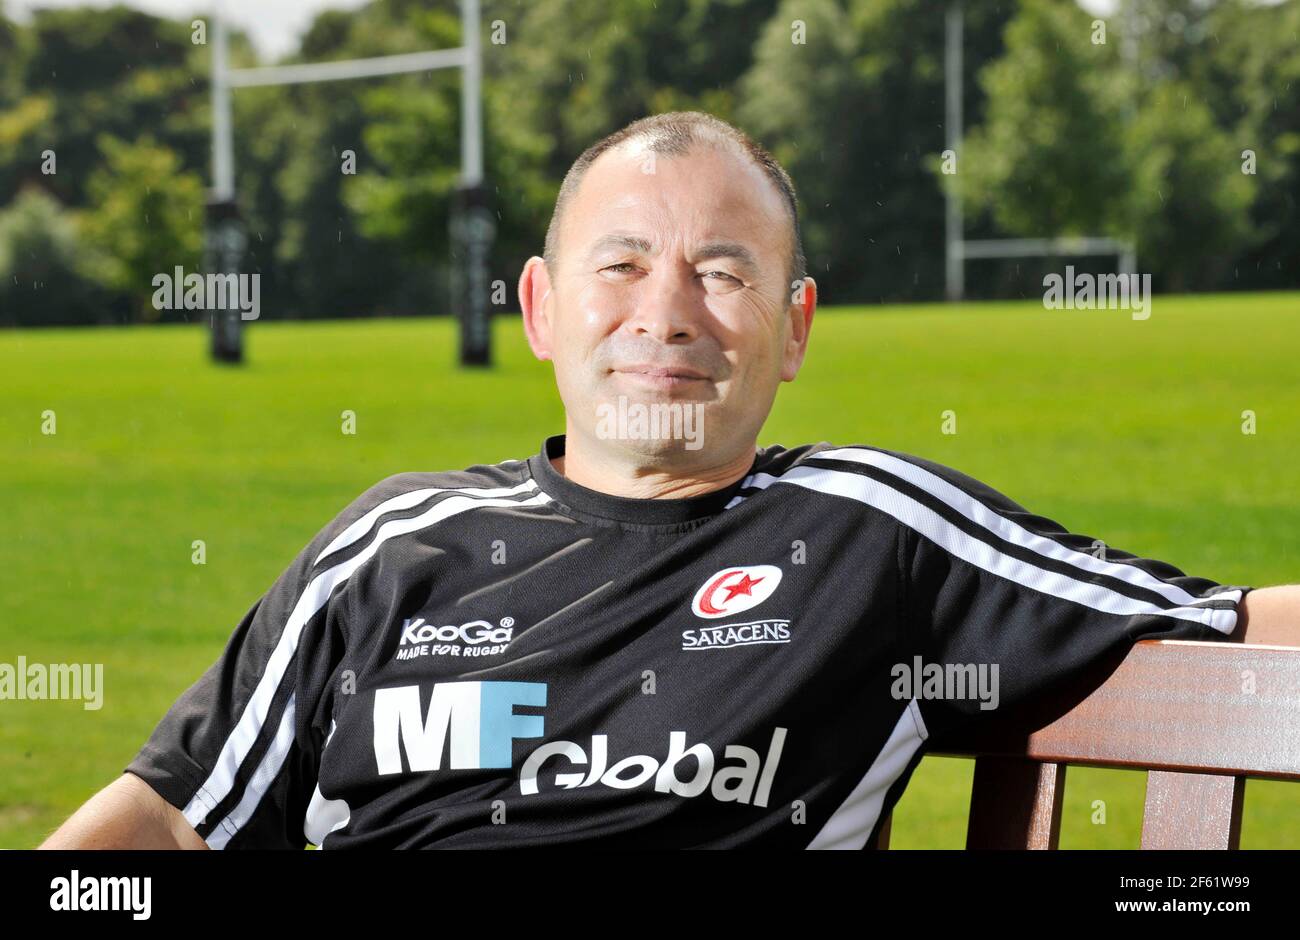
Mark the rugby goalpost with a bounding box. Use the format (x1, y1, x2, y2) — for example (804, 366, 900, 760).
(942, 1, 1136, 301)
(205, 0, 493, 366)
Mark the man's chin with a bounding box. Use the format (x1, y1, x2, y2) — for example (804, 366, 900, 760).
(611, 435, 702, 462)
(585, 392, 713, 458)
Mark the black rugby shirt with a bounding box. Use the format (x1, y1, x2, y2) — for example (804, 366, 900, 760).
(126, 433, 1252, 848)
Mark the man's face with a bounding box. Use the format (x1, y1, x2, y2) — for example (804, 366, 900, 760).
(523, 140, 815, 468)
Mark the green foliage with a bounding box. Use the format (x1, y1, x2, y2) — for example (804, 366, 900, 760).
(236, 0, 462, 317)
(1125, 81, 1255, 290)
(0, 93, 52, 207)
(741, 0, 1017, 301)
(7, 7, 207, 210)
(21, 6, 192, 95)
(498, 0, 779, 178)
(739, 0, 861, 286)
(79, 134, 204, 321)
(0, 7, 20, 106)
(0, 187, 110, 326)
(949, 0, 1280, 291)
(345, 63, 460, 252)
(1203, 0, 1300, 289)
(955, 0, 1131, 237)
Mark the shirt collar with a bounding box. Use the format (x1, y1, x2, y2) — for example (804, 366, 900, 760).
(526, 434, 758, 526)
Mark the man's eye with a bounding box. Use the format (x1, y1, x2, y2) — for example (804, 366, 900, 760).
(700, 270, 739, 282)
(603, 263, 638, 274)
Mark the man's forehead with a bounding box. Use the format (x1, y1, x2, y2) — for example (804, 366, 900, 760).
(565, 142, 789, 255)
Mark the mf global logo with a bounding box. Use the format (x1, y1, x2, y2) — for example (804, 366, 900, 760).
(372, 680, 786, 807)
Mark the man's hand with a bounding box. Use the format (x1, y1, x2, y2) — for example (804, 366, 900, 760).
(38, 772, 209, 850)
(1232, 585, 1300, 647)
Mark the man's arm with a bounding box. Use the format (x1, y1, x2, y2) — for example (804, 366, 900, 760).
(38, 772, 208, 850)
(1231, 584, 1300, 647)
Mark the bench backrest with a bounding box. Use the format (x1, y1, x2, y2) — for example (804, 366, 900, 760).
(873, 639, 1300, 849)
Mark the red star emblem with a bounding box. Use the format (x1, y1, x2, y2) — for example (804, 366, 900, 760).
(722, 573, 764, 602)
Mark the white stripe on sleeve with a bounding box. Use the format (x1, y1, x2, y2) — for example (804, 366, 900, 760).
(186, 487, 552, 845)
(729, 463, 1239, 635)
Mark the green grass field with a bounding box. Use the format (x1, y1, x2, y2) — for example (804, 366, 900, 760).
(2, 293, 1297, 849)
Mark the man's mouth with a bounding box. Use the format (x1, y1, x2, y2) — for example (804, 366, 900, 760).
(610, 364, 711, 389)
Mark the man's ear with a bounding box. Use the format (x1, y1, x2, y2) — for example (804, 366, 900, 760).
(519, 257, 554, 361)
(780, 276, 816, 382)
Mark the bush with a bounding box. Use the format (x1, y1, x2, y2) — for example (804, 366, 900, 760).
(0, 187, 119, 327)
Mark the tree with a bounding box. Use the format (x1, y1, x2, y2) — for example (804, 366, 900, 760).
(952, 0, 1132, 239)
(1202, 0, 1300, 289)
(949, 0, 1263, 292)
(0, 6, 20, 108)
(1125, 80, 1255, 291)
(14, 7, 206, 209)
(80, 135, 204, 321)
(740, 0, 1017, 302)
(0, 187, 111, 326)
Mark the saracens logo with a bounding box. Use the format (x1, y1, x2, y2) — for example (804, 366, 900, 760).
(690, 565, 783, 619)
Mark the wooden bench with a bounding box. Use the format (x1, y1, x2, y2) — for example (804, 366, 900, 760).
(873, 639, 1300, 849)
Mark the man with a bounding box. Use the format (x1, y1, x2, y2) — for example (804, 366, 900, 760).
(42, 111, 1299, 849)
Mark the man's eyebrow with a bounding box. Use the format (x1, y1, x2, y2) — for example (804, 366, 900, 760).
(586, 233, 654, 261)
(692, 240, 759, 277)
(584, 234, 760, 278)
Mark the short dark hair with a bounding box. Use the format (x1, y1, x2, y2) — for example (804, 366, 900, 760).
(543, 111, 806, 290)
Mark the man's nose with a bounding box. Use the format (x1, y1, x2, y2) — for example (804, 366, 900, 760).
(626, 267, 702, 343)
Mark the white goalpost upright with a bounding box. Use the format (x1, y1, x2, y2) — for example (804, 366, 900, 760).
(205, 0, 492, 365)
(943, 1, 1136, 302)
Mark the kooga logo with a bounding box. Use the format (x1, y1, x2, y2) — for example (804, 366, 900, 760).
(372, 680, 786, 807)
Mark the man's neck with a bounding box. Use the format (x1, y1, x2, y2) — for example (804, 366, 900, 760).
(555, 428, 756, 500)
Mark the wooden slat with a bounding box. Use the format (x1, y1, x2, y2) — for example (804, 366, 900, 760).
(873, 641, 1297, 849)
(873, 811, 892, 849)
(1141, 771, 1245, 849)
(926, 641, 1300, 780)
(966, 756, 1065, 849)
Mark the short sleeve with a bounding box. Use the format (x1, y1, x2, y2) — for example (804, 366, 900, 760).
(125, 475, 415, 848)
(893, 454, 1253, 738)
